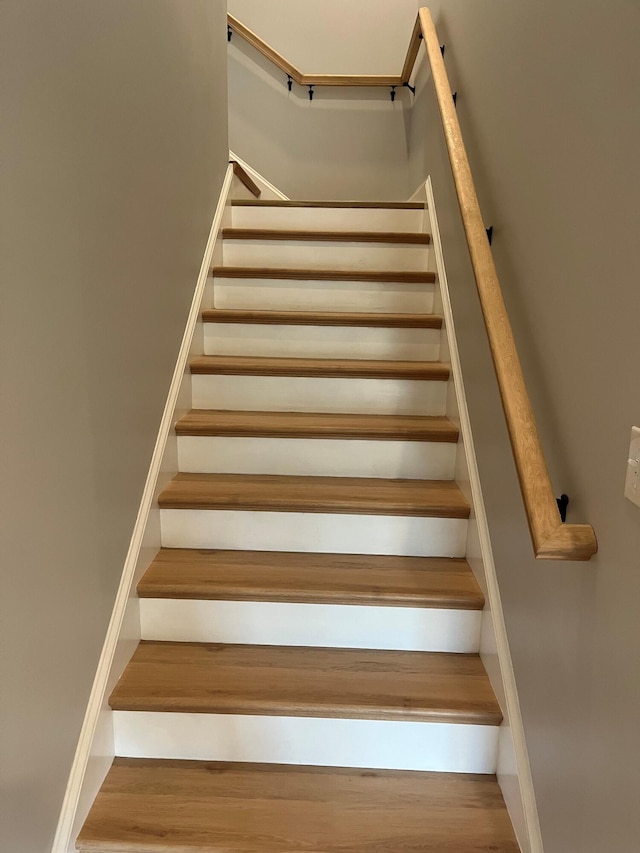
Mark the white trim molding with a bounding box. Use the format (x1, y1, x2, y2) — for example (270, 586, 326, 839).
(51, 165, 235, 853)
(425, 177, 544, 853)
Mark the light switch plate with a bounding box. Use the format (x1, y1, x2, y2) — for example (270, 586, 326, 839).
(624, 426, 640, 508)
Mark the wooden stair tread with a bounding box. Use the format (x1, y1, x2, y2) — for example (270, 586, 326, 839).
(201, 308, 442, 327)
(109, 642, 501, 724)
(175, 410, 458, 441)
(211, 266, 436, 282)
(157, 473, 470, 518)
(232, 199, 426, 208)
(77, 759, 519, 853)
(138, 549, 484, 609)
(222, 227, 430, 244)
(189, 355, 449, 379)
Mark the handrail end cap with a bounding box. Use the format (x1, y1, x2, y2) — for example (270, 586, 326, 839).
(535, 523, 598, 562)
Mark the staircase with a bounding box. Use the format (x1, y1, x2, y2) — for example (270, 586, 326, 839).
(77, 199, 520, 852)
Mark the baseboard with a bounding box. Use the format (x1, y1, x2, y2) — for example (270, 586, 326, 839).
(229, 149, 289, 200)
(50, 164, 234, 853)
(425, 177, 544, 853)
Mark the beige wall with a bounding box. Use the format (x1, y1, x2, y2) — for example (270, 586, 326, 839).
(407, 2, 640, 851)
(0, 2, 228, 851)
(228, 0, 419, 75)
(227, 0, 418, 199)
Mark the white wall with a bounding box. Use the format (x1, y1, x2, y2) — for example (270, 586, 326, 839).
(228, 0, 420, 199)
(0, 3, 228, 851)
(406, 2, 640, 852)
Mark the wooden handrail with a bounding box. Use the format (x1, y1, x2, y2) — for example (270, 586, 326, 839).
(418, 8, 596, 561)
(226, 9, 597, 559)
(230, 160, 261, 198)
(228, 14, 408, 87)
(401, 15, 423, 84)
(228, 15, 303, 84)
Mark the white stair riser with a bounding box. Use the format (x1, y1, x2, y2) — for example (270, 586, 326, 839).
(113, 712, 498, 774)
(212, 278, 434, 314)
(191, 375, 447, 416)
(139, 599, 481, 652)
(160, 509, 468, 558)
(231, 207, 425, 232)
(222, 240, 431, 272)
(203, 323, 441, 361)
(177, 436, 457, 480)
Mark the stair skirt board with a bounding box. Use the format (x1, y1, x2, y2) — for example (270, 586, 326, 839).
(177, 436, 457, 479)
(113, 712, 499, 774)
(191, 375, 447, 415)
(139, 599, 482, 652)
(212, 279, 435, 314)
(159, 509, 468, 557)
(222, 241, 431, 272)
(231, 206, 425, 232)
(203, 323, 442, 360)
